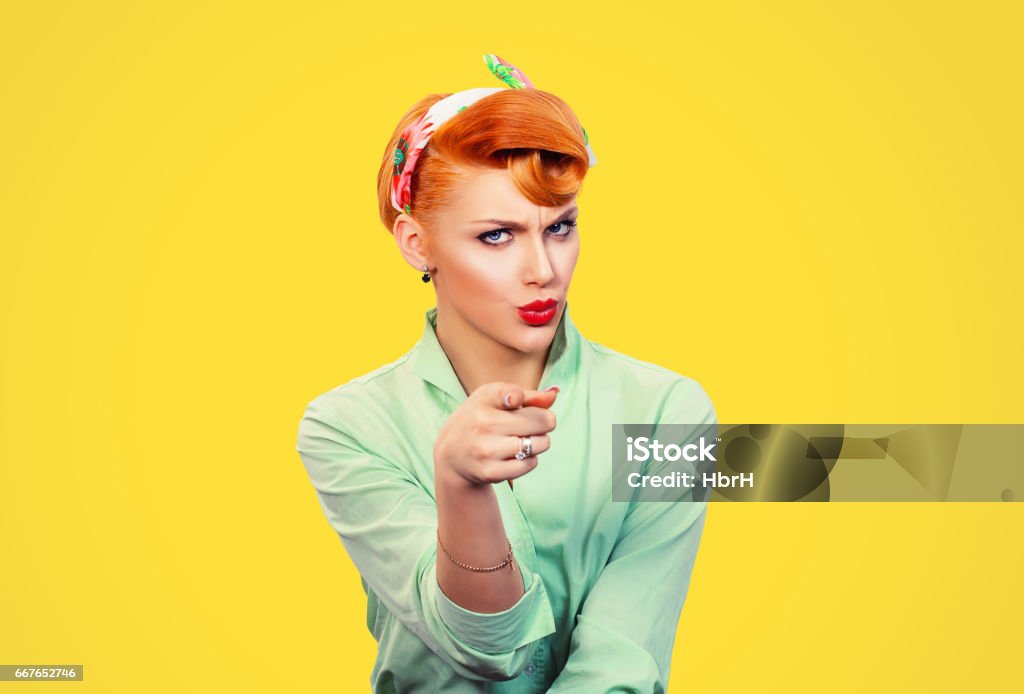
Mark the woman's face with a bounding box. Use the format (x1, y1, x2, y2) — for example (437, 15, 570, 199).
(422, 167, 580, 356)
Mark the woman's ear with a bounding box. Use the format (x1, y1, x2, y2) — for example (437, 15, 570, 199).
(392, 213, 433, 271)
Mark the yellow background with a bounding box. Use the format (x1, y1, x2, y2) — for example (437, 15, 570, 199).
(1, 1, 1021, 691)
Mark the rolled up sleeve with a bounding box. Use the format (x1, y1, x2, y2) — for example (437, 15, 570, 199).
(434, 561, 556, 655)
(547, 378, 716, 693)
(296, 397, 556, 681)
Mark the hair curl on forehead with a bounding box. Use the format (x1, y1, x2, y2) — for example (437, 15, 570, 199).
(376, 89, 590, 234)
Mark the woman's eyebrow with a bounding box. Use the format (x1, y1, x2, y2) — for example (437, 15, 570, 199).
(470, 205, 578, 230)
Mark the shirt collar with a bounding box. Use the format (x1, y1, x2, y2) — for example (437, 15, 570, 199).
(412, 302, 580, 404)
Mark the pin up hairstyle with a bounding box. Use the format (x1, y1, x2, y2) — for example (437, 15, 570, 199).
(376, 89, 592, 235)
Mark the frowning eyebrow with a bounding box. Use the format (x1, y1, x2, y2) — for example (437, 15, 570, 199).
(469, 206, 578, 230)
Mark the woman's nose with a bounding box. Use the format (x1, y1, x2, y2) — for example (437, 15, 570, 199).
(523, 233, 555, 285)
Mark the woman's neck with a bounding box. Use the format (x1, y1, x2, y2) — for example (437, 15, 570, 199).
(434, 307, 549, 397)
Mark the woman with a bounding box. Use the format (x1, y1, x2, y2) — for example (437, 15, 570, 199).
(296, 55, 717, 693)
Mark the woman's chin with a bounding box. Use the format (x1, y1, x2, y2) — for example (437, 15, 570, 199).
(510, 323, 556, 350)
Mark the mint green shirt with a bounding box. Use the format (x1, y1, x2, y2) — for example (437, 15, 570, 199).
(296, 304, 715, 693)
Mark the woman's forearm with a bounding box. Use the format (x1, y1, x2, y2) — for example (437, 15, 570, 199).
(435, 468, 524, 613)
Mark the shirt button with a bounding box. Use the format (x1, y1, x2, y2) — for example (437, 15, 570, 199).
(525, 664, 535, 675)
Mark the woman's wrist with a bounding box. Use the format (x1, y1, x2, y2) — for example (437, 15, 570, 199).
(433, 455, 487, 492)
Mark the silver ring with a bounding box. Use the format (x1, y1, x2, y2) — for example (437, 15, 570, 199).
(516, 436, 532, 461)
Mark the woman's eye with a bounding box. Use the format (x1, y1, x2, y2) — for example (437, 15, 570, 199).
(478, 230, 511, 245)
(548, 220, 578, 236)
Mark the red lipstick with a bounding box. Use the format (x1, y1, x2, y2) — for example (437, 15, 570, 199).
(517, 298, 558, 326)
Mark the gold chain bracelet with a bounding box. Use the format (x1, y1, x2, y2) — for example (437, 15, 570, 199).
(437, 531, 515, 573)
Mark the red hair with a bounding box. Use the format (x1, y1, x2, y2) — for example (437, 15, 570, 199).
(376, 89, 591, 234)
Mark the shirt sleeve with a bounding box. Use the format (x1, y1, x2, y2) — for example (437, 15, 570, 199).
(547, 378, 716, 693)
(295, 396, 557, 682)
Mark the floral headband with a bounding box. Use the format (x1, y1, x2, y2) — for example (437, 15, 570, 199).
(390, 54, 598, 215)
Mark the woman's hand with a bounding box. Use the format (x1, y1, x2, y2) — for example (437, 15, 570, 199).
(434, 382, 559, 488)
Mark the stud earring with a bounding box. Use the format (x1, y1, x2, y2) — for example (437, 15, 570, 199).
(421, 265, 431, 283)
